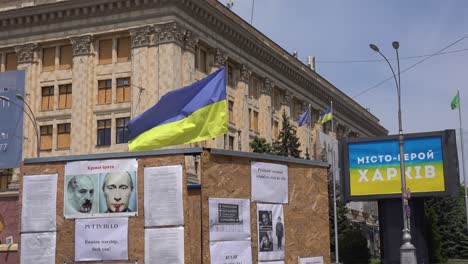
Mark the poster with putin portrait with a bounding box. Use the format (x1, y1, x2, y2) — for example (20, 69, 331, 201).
(64, 159, 138, 219)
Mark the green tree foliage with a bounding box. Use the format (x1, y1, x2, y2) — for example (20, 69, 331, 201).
(425, 207, 445, 263)
(339, 227, 372, 264)
(273, 110, 301, 158)
(425, 186, 468, 259)
(249, 136, 273, 154)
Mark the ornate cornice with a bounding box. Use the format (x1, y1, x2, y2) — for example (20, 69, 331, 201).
(70, 35, 93, 56)
(183, 30, 198, 53)
(129, 25, 152, 48)
(262, 78, 274, 95)
(240, 64, 252, 83)
(213, 48, 227, 68)
(14, 43, 37, 64)
(154, 22, 186, 47)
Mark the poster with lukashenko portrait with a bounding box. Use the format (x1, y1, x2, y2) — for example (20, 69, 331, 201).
(64, 159, 138, 218)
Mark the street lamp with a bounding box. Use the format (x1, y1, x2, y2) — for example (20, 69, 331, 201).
(369, 42, 417, 263)
(0, 95, 40, 158)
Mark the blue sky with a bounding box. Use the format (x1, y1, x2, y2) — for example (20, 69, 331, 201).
(219, 0, 468, 135)
(219, 0, 468, 181)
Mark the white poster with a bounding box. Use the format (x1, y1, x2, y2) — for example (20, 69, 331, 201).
(144, 165, 183, 227)
(298, 256, 324, 264)
(21, 174, 58, 232)
(209, 198, 251, 241)
(257, 203, 285, 261)
(64, 159, 138, 218)
(262, 262, 285, 264)
(251, 162, 288, 203)
(20, 232, 56, 264)
(210, 241, 252, 264)
(75, 217, 128, 261)
(145, 227, 184, 264)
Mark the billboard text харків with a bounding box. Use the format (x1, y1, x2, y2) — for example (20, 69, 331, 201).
(341, 130, 459, 200)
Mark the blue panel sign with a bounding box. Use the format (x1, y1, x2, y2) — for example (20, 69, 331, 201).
(0, 70, 25, 169)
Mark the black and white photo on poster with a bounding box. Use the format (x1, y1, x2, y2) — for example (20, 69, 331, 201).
(209, 241, 252, 264)
(64, 159, 138, 218)
(251, 161, 288, 204)
(209, 198, 251, 241)
(257, 203, 285, 261)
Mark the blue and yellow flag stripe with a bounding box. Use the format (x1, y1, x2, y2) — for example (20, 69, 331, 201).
(318, 106, 333, 124)
(128, 67, 227, 151)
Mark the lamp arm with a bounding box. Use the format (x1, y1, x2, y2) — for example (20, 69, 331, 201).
(376, 51, 400, 97)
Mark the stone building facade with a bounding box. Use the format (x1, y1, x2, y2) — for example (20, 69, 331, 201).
(0, 0, 387, 259)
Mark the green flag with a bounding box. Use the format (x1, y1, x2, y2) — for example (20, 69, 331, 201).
(451, 93, 459, 110)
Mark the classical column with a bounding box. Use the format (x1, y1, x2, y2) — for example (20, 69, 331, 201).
(15, 43, 37, 159)
(208, 48, 227, 149)
(239, 64, 252, 151)
(182, 30, 198, 86)
(282, 89, 293, 117)
(129, 25, 152, 117)
(69, 35, 94, 154)
(260, 78, 274, 142)
(10, 43, 37, 189)
(154, 22, 185, 100)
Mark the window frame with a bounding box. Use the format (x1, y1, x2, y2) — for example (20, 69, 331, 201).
(97, 119, 112, 146)
(116, 117, 130, 144)
(57, 123, 71, 150)
(40, 125, 53, 151)
(98, 79, 112, 104)
(58, 84, 72, 109)
(41, 86, 54, 111)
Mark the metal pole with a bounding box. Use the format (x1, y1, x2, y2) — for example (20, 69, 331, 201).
(250, 0, 255, 24)
(457, 89, 468, 231)
(370, 43, 416, 263)
(332, 144, 339, 263)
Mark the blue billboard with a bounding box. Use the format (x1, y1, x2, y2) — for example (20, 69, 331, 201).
(0, 70, 25, 169)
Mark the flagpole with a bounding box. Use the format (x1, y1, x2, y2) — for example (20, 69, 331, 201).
(330, 100, 339, 263)
(308, 104, 312, 159)
(458, 89, 468, 231)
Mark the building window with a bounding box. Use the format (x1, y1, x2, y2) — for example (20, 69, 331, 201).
(253, 110, 259, 133)
(5, 53, 17, 71)
(59, 45, 72, 69)
(250, 77, 259, 99)
(97, 119, 111, 146)
(195, 45, 208, 74)
(0, 169, 12, 192)
(228, 135, 234, 150)
(116, 77, 131, 103)
(228, 100, 234, 124)
(57, 123, 71, 149)
(99, 39, 113, 64)
(98, 79, 112, 104)
(40, 125, 53, 151)
(42, 47, 56, 72)
(273, 121, 279, 140)
(41, 86, 54, 111)
(116, 117, 130, 144)
(58, 84, 72, 109)
(227, 64, 235, 87)
(117, 37, 131, 62)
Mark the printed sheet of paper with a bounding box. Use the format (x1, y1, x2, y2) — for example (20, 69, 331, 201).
(144, 165, 183, 227)
(298, 256, 324, 264)
(21, 174, 58, 232)
(257, 203, 285, 261)
(210, 241, 252, 264)
(64, 159, 138, 218)
(75, 217, 128, 261)
(251, 162, 288, 203)
(209, 198, 251, 241)
(145, 227, 184, 264)
(20, 232, 56, 264)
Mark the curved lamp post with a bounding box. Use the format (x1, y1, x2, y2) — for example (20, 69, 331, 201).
(0, 95, 40, 158)
(369, 42, 417, 263)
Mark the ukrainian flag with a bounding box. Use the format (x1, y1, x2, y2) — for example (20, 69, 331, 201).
(318, 105, 333, 124)
(127, 67, 227, 151)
